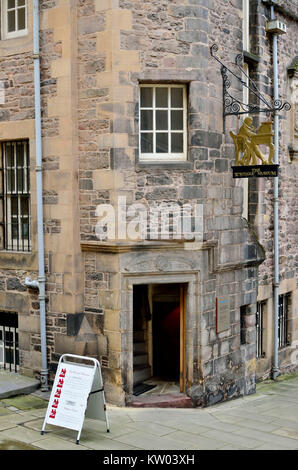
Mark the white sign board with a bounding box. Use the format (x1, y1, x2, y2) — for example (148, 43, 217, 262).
(41, 354, 109, 444)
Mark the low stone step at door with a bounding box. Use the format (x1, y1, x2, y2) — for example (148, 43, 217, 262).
(133, 365, 151, 385)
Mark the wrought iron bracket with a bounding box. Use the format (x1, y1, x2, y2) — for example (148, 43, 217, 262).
(210, 44, 291, 131)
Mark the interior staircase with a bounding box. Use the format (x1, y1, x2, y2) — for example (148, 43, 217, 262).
(133, 330, 151, 385)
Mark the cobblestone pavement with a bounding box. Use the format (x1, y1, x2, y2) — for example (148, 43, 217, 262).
(0, 373, 298, 450)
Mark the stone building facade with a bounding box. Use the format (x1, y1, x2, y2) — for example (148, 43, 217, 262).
(0, 0, 297, 407)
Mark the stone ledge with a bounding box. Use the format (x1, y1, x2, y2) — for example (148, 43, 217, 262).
(0, 370, 40, 399)
(81, 240, 217, 253)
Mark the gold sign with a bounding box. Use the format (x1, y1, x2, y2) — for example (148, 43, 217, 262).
(230, 119, 278, 178)
(230, 118, 275, 166)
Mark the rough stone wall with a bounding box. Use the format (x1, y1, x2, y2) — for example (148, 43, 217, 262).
(0, 53, 34, 122)
(0, 1, 84, 381)
(247, 1, 298, 378)
(0, 7, 62, 376)
(0, 0, 295, 403)
(249, 1, 298, 288)
(76, 0, 266, 405)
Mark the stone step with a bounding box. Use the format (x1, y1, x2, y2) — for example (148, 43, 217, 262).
(133, 342, 147, 354)
(128, 393, 195, 408)
(0, 370, 40, 399)
(133, 330, 145, 342)
(133, 353, 149, 366)
(133, 365, 151, 385)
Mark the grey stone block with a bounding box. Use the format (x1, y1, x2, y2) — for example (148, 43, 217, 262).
(181, 185, 204, 199)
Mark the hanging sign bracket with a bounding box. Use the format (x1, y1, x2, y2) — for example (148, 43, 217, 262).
(210, 44, 291, 132)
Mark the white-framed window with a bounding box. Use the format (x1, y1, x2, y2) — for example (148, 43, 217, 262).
(1, 0, 28, 40)
(242, 62, 250, 219)
(139, 84, 187, 162)
(243, 0, 250, 52)
(0, 140, 31, 251)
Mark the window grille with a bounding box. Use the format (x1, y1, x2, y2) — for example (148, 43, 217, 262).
(0, 140, 31, 251)
(0, 312, 19, 372)
(278, 293, 290, 349)
(256, 301, 265, 358)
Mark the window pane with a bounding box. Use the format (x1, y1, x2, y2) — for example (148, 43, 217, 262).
(21, 197, 29, 215)
(8, 10, 16, 33)
(5, 331, 13, 344)
(156, 110, 168, 130)
(141, 110, 153, 130)
(22, 219, 29, 239)
(171, 133, 183, 153)
(7, 170, 15, 192)
(156, 88, 168, 108)
(17, 0, 25, 6)
(5, 349, 14, 363)
(17, 169, 25, 191)
(141, 133, 153, 153)
(0, 199, 3, 221)
(12, 220, 18, 240)
(0, 225, 4, 250)
(16, 143, 24, 167)
(171, 110, 183, 130)
(171, 88, 183, 108)
(156, 133, 168, 153)
(8, 0, 15, 8)
(140, 88, 153, 107)
(11, 196, 18, 216)
(17, 7, 26, 30)
(6, 144, 14, 168)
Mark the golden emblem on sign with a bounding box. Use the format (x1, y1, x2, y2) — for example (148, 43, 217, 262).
(230, 118, 275, 166)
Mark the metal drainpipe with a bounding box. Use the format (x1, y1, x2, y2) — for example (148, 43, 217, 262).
(33, 0, 49, 391)
(270, 2, 279, 380)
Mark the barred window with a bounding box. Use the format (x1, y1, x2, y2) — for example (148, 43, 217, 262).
(278, 293, 291, 349)
(1, 0, 28, 40)
(0, 311, 19, 373)
(240, 305, 247, 345)
(139, 84, 187, 162)
(256, 301, 265, 358)
(0, 140, 31, 251)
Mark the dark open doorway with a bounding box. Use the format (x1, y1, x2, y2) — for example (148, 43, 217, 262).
(153, 301, 180, 381)
(133, 283, 185, 395)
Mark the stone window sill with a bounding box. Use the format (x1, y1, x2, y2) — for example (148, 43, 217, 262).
(136, 161, 193, 170)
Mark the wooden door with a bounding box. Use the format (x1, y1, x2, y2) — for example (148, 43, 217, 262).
(180, 284, 186, 393)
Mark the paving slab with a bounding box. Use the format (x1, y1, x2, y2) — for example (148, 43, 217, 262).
(0, 425, 48, 444)
(31, 435, 89, 451)
(114, 430, 197, 451)
(0, 371, 39, 399)
(0, 436, 39, 450)
(162, 430, 226, 450)
(1, 394, 47, 411)
(202, 429, 262, 449)
(0, 371, 298, 450)
(272, 427, 298, 441)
